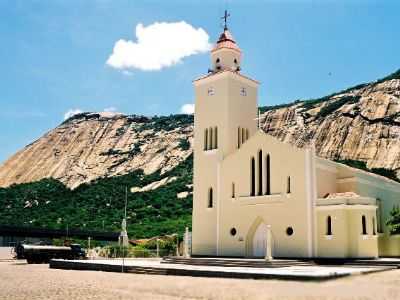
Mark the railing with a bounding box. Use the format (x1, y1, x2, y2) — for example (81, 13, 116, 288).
(316, 197, 376, 206)
(88, 247, 177, 259)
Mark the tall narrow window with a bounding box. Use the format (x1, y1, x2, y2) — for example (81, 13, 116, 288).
(232, 183, 235, 198)
(377, 199, 383, 233)
(246, 129, 249, 140)
(258, 150, 263, 196)
(372, 217, 376, 235)
(214, 127, 218, 149)
(242, 128, 245, 144)
(327, 216, 332, 235)
(287, 176, 291, 194)
(250, 157, 255, 196)
(208, 188, 213, 208)
(204, 129, 208, 151)
(362, 215, 367, 235)
(266, 154, 271, 195)
(238, 127, 241, 149)
(209, 127, 213, 150)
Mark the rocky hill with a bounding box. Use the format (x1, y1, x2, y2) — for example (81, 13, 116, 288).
(0, 69, 399, 188)
(0, 113, 193, 189)
(0, 69, 399, 237)
(261, 70, 400, 179)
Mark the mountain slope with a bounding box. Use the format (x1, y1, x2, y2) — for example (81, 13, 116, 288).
(0, 155, 193, 237)
(0, 113, 193, 189)
(0, 69, 399, 237)
(261, 70, 400, 177)
(0, 69, 399, 189)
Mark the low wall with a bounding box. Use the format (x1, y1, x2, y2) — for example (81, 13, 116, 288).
(379, 234, 400, 257)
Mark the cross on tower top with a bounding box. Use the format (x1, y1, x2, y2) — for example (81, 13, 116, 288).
(221, 10, 230, 30)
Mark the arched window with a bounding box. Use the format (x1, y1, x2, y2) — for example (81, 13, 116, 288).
(258, 150, 263, 196)
(372, 217, 376, 235)
(216, 58, 220, 63)
(250, 157, 255, 196)
(362, 215, 367, 235)
(209, 127, 213, 150)
(232, 183, 235, 198)
(214, 127, 218, 149)
(238, 127, 241, 149)
(242, 128, 245, 144)
(208, 188, 213, 208)
(266, 154, 271, 195)
(204, 129, 208, 151)
(287, 176, 291, 194)
(327, 216, 332, 235)
(377, 199, 382, 233)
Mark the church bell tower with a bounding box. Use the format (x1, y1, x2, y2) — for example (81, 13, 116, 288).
(192, 11, 259, 256)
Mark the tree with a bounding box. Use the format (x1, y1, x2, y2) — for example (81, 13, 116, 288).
(386, 206, 400, 235)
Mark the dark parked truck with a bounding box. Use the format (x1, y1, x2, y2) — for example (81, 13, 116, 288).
(15, 243, 85, 263)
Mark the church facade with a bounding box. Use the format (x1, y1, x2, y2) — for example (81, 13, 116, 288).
(191, 25, 400, 259)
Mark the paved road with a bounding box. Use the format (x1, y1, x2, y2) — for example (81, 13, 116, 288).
(1, 261, 400, 300)
(0, 247, 13, 260)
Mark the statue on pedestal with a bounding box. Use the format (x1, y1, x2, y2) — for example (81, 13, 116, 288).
(119, 218, 129, 247)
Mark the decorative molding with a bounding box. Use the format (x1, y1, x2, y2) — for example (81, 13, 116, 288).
(316, 204, 377, 211)
(317, 196, 376, 206)
(204, 149, 218, 155)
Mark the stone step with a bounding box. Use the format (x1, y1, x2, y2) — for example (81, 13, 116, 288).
(161, 257, 314, 268)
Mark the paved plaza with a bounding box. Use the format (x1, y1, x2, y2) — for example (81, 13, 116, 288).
(1, 260, 400, 300)
(50, 258, 395, 280)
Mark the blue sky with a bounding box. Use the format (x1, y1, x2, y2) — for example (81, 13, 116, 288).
(1, 0, 399, 163)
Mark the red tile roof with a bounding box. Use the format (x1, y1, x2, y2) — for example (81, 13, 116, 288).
(211, 29, 241, 52)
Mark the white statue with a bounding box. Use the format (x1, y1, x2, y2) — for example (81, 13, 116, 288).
(120, 218, 129, 247)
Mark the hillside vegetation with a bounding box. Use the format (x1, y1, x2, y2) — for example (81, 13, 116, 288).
(0, 155, 193, 238)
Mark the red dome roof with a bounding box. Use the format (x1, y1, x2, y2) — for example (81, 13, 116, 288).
(211, 29, 241, 52)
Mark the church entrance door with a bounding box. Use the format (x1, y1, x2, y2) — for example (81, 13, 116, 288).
(252, 222, 268, 257)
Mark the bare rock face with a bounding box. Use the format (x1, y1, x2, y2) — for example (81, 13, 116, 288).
(261, 78, 400, 177)
(0, 113, 193, 189)
(0, 71, 399, 188)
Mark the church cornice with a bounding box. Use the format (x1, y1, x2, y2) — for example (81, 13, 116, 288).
(193, 69, 259, 86)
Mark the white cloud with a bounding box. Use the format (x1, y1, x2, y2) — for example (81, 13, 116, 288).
(122, 70, 133, 76)
(64, 108, 83, 120)
(180, 103, 195, 114)
(106, 21, 211, 71)
(103, 107, 117, 112)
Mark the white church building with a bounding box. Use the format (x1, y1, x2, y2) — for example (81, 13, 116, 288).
(191, 23, 400, 259)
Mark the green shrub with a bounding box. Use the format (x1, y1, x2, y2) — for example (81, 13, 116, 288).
(178, 138, 191, 150)
(315, 96, 360, 119)
(386, 206, 400, 235)
(0, 155, 193, 239)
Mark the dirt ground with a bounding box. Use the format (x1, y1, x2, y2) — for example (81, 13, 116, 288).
(1, 261, 400, 300)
